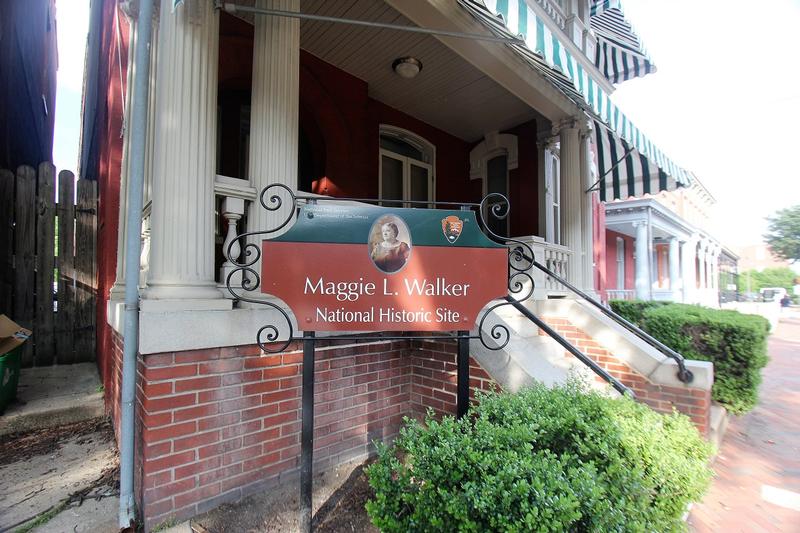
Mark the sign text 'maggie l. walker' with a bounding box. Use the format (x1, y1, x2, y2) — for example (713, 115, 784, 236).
(261, 204, 508, 332)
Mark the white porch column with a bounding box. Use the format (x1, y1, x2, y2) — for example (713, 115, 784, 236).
(681, 239, 696, 303)
(710, 247, 719, 290)
(634, 220, 650, 300)
(559, 123, 583, 287)
(668, 237, 681, 299)
(142, 0, 225, 304)
(697, 241, 707, 294)
(111, 9, 160, 298)
(713, 249, 721, 290)
(580, 125, 595, 294)
(247, 0, 300, 279)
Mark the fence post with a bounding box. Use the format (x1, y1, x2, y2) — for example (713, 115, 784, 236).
(35, 162, 56, 364)
(75, 178, 97, 361)
(14, 166, 36, 366)
(57, 170, 76, 363)
(0, 169, 13, 316)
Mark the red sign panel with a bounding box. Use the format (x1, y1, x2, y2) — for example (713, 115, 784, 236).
(260, 205, 508, 332)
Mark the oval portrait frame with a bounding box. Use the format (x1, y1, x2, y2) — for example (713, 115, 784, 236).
(367, 214, 413, 274)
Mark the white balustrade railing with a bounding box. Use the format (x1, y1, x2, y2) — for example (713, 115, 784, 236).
(517, 236, 572, 298)
(606, 289, 634, 301)
(215, 175, 257, 298)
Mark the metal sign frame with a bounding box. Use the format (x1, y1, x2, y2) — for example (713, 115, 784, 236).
(226, 184, 534, 532)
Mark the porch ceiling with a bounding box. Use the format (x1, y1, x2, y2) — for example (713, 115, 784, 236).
(297, 0, 538, 143)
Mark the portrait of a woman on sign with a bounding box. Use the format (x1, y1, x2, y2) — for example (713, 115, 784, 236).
(368, 215, 412, 274)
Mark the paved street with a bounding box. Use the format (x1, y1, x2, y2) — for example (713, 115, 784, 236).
(689, 312, 800, 532)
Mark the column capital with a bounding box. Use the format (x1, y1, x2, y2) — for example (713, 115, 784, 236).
(536, 134, 559, 151)
(551, 117, 581, 137)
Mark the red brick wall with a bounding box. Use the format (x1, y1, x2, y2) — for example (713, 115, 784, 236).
(409, 339, 500, 417)
(540, 317, 710, 435)
(102, 333, 498, 530)
(135, 340, 412, 530)
(109, 330, 124, 443)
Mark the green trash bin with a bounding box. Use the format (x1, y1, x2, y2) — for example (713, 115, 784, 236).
(0, 345, 22, 414)
(0, 315, 31, 414)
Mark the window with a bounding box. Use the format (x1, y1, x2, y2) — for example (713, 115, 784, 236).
(485, 155, 510, 237)
(544, 146, 561, 244)
(379, 126, 434, 207)
(616, 237, 625, 289)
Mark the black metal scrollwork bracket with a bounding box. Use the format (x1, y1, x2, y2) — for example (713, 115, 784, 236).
(224, 184, 534, 352)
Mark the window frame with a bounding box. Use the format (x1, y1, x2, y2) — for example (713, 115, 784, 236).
(378, 126, 435, 207)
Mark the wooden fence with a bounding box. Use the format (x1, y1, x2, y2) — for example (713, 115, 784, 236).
(0, 163, 97, 367)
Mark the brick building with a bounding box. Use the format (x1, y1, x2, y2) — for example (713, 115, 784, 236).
(80, 0, 713, 529)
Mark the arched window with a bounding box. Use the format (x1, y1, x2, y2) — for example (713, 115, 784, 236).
(379, 125, 434, 207)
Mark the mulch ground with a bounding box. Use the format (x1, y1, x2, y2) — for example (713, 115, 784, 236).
(313, 461, 378, 533)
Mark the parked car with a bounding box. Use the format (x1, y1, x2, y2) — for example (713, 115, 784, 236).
(760, 287, 788, 302)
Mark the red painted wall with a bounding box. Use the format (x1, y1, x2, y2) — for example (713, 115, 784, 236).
(604, 230, 635, 290)
(298, 50, 539, 234)
(592, 194, 605, 297)
(88, 1, 128, 406)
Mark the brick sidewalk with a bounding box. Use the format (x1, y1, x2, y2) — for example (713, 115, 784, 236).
(689, 313, 800, 532)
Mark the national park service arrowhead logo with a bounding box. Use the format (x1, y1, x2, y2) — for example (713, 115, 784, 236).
(441, 215, 464, 244)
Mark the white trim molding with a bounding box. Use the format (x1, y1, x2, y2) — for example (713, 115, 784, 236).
(469, 131, 518, 180)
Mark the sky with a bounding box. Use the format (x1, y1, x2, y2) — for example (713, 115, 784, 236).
(52, 1, 800, 249)
(52, 1, 90, 179)
(610, 0, 800, 248)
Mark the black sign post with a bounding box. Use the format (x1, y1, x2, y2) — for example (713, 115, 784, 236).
(226, 185, 535, 532)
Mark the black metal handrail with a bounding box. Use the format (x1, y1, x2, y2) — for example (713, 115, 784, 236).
(520, 251, 694, 384)
(504, 297, 633, 397)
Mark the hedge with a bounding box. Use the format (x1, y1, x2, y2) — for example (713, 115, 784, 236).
(643, 304, 769, 414)
(366, 383, 713, 532)
(608, 299, 670, 327)
(610, 300, 770, 414)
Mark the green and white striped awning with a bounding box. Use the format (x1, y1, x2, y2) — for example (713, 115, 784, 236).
(592, 119, 684, 201)
(461, 0, 691, 199)
(590, 0, 656, 84)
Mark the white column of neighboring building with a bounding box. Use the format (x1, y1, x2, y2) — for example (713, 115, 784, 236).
(697, 241, 707, 296)
(247, 0, 300, 280)
(711, 246, 719, 290)
(668, 237, 681, 299)
(681, 238, 696, 303)
(559, 123, 583, 287)
(634, 220, 650, 300)
(142, 0, 226, 306)
(579, 125, 595, 294)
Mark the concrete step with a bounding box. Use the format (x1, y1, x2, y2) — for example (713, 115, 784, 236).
(0, 362, 105, 437)
(708, 403, 729, 450)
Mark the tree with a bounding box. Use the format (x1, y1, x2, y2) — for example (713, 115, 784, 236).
(765, 205, 800, 263)
(737, 267, 797, 293)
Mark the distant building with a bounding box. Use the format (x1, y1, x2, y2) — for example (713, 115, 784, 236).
(736, 244, 791, 273)
(600, 175, 733, 307)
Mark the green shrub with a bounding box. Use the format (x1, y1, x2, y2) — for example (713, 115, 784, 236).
(366, 383, 712, 532)
(641, 304, 770, 414)
(609, 299, 670, 327)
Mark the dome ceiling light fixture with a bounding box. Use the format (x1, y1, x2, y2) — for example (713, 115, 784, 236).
(392, 56, 423, 79)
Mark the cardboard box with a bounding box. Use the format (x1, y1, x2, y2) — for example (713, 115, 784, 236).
(0, 314, 31, 356)
(0, 314, 31, 413)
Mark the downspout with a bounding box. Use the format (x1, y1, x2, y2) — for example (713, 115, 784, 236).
(119, 0, 154, 527)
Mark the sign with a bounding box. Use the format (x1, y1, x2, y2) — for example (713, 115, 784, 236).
(261, 204, 508, 331)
